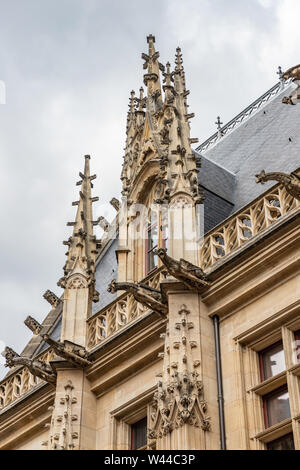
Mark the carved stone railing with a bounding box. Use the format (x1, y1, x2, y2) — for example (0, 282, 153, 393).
(199, 184, 300, 271)
(0, 348, 55, 411)
(87, 269, 167, 349)
(196, 80, 290, 154)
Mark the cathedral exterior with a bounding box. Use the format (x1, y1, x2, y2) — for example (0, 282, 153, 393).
(1, 36, 300, 451)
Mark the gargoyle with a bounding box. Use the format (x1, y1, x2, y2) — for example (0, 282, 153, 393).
(282, 64, 300, 105)
(97, 216, 110, 232)
(110, 198, 120, 211)
(256, 170, 300, 200)
(41, 335, 91, 367)
(153, 248, 211, 291)
(43, 289, 61, 308)
(24, 315, 43, 335)
(24, 315, 91, 367)
(107, 280, 168, 316)
(1, 347, 57, 384)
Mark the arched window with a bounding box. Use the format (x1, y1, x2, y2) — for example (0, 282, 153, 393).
(145, 206, 168, 275)
(146, 210, 158, 274)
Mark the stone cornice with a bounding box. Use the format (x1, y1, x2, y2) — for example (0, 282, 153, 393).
(0, 384, 54, 449)
(201, 213, 300, 319)
(86, 314, 165, 396)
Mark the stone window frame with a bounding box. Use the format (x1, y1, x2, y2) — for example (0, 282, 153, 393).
(144, 207, 168, 277)
(109, 387, 156, 450)
(234, 310, 300, 450)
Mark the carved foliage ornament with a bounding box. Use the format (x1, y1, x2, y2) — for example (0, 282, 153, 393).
(42, 380, 78, 450)
(148, 371, 210, 439)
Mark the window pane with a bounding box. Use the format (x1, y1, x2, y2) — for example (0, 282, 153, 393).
(150, 210, 158, 227)
(260, 342, 285, 380)
(131, 417, 147, 450)
(293, 330, 300, 365)
(148, 224, 158, 250)
(267, 433, 295, 450)
(265, 389, 291, 428)
(148, 250, 158, 272)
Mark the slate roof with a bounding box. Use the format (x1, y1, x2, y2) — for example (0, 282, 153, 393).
(197, 81, 300, 213)
(92, 237, 118, 315)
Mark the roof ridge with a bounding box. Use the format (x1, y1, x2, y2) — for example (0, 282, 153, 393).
(194, 150, 236, 176)
(196, 79, 292, 154)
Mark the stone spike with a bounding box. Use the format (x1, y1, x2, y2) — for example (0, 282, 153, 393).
(142, 34, 163, 97)
(129, 90, 135, 114)
(60, 155, 100, 302)
(175, 47, 183, 71)
(126, 90, 136, 133)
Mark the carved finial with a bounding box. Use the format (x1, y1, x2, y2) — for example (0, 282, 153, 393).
(129, 90, 135, 114)
(215, 116, 223, 130)
(142, 34, 163, 94)
(215, 116, 223, 138)
(137, 87, 145, 112)
(175, 47, 183, 72)
(277, 66, 284, 82)
(126, 90, 136, 132)
(163, 62, 174, 87)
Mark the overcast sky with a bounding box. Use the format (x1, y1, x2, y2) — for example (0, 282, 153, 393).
(0, 0, 300, 378)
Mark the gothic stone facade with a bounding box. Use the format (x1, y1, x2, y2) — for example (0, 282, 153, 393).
(1, 36, 300, 451)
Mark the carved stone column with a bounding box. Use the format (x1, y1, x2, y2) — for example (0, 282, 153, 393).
(149, 282, 211, 449)
(42, 365, 97, 450)
(61, 274, 90, 346)
(168, 194, 200, 266)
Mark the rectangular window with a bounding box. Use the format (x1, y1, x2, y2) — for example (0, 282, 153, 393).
(263, 387, 291, 428)
(267, 433, 295, 450)
(259, 341, 285, 381)
(131, 417, 147, 450)
(293, 330, 300, 365)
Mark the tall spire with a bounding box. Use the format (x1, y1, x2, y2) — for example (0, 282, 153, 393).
(142, 34, 164, 98)
(174, 47, 190, 118)
(135, 86, 146, 126)
(126, 90, 136, 133)
(163, 62, 175, 105)
(58, 155, 100, 303)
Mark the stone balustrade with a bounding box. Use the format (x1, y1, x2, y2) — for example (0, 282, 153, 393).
(0, 348, 55, 411)
(199, 184, 300, 270)
(87, 269, 167, 349)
